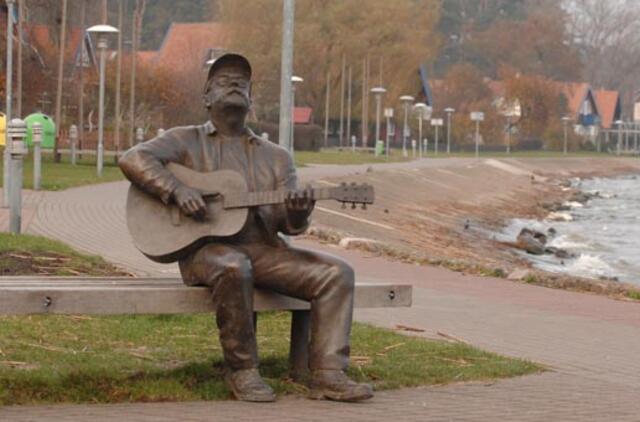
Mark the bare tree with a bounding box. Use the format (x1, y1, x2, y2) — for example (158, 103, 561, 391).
(567, 0, 640, 108)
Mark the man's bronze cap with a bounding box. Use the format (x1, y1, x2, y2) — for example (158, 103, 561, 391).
(207, 53, 252, 81)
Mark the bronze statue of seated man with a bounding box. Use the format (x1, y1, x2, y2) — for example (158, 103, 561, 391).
(119, 53, 373, 403)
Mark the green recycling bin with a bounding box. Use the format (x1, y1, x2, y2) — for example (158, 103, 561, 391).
(375, 140, 385, 156)
(25, 113, 56, 149)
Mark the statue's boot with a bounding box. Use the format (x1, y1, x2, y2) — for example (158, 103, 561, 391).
(226, 368, 276, 402)
(308, 369, 373, 402)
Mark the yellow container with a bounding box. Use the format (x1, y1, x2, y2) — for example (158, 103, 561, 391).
(0, 112, 6, 146)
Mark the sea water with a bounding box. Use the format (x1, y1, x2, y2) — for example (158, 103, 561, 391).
(499, 175, 640, 285)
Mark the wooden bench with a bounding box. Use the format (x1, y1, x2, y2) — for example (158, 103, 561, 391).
(0, 276, 412, 378)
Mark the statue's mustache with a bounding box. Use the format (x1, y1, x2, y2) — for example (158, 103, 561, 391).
(224, 89, 247, 98)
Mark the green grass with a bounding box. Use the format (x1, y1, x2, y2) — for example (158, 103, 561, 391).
(426, 150, 619, 159)
(0, 312, 542, 405)
(0, 232, 128, 276)
(626, 290, 640, 301)
(294, 148, 411, 166)
(0, 150, 124, 191)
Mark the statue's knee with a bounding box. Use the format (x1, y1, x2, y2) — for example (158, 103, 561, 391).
(328, 261, 355, 294)
(197, 248, 252, 287)
(219, 256, 253, 281)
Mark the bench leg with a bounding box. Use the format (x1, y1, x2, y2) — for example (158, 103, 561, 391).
(289, 310, 310, 381)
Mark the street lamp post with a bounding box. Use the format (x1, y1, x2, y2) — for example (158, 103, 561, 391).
(444, 107, 455, 154)
(278, 0, 294, 151)
(290, 75, 304, 158)
(399, 95, 414, 157)
(371, 87, 386, 157)
(384, 107, 394, 159)
(88, 24, 119, 177)
(561, 116, 571, 155)
(431, 118, 444, 156)
(470, 111, 484, 159)
(3, 0, 16, 208)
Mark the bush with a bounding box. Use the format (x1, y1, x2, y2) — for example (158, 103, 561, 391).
(249, 122, 323, 151)
(516, 137, 543, 151)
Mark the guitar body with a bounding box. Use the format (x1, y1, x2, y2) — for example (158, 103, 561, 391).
(126, 163, 374, 264)
(126, 163, 249, 263)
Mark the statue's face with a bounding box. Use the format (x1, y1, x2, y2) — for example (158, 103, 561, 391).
(204, 65, 251, 113)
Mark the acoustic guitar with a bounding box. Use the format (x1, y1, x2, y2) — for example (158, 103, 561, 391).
(126, 163, 375, 263)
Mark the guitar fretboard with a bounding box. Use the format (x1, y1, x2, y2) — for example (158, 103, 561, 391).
(223, 188, 334, 209)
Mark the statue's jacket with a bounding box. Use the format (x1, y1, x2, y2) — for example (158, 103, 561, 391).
(119, 121, 310, 250)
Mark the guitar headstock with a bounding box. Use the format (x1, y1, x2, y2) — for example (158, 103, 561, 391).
(331, 182, 375, 209)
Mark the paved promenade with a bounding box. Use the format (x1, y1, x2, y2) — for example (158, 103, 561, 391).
(2, 160, 640, 421)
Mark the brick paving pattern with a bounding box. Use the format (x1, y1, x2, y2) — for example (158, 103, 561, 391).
(2, 160, 640, 421)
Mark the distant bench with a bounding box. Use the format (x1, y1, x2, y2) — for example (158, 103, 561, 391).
(0, 277, 412, 378)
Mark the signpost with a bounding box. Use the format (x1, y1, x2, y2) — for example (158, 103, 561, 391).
(470, 111, 484, 159)
(384, 107, 394, 159)
(430, 118, 444, 156)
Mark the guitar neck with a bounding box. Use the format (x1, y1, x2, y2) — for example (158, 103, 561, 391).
(223, 187, 334, 209)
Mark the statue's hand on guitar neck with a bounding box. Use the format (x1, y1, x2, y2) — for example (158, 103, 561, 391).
(285, 186, 315, 214)
(172, 184, 208, 220)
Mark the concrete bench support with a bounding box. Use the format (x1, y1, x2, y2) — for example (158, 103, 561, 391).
(0, 277, 412, 379)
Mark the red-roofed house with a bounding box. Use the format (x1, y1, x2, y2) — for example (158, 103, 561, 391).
(594, 89, 622, 129)
(139, 22, 228, 75)
(25, 24, 97, 75)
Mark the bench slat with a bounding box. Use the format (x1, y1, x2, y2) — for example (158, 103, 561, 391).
(0, 277, 411, 315)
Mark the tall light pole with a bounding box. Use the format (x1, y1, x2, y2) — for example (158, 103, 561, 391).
(444, 107, 454, 154)
(290, 75, 303, 158)
(470, 111, 484, 159)
(278, 0, 294, 151)
(114, 0, 124, 159)
(3, 0, 16, 208)
(371, 87, 386, 155)
(384, 107, 393, 159)
(88, 25, 119, 177)
(562, 116, 571, 155)
(431, 118, 444, 156)
(399, 95, 414, 157)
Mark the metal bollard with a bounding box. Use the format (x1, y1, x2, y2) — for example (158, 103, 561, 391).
(411, 139, 417, 158)
(351, 135, 357, 152)
(157, 128, 165, 136)
(7, 119, 28, 234)
(32, 122, 42, 191)
(136, 127, 144, 144)
(69, 125, 78, 165)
